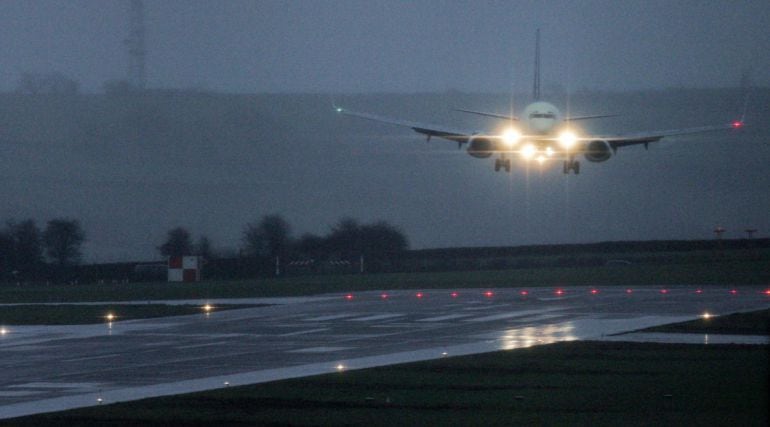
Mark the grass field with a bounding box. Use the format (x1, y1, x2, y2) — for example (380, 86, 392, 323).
(4, 309, 768, 426)
(2, 257, 769, 304)
(0, 304, 259, 325)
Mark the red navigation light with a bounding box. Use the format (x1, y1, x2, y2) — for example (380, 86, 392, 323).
(451, 291, 459, 298)
(729, 289, 738, 295)
(554, 289, 564, 296)
(590, 289, 599, 295)
(484, 291, 495, 298)
(380, 293, 389, 300)
(520, 290, 529, 296)
(731, 121, 743, 129)
(625, 288, 633, 294)
(345, 294, 354, 300)
(763, 289, 770, 296)
(416, 292, 424, 299)
(660, 289, 669, 294)
(695, 289, 703, 294)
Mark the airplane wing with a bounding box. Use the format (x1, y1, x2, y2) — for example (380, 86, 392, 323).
(336, 107, 476, 145)
(454, 108, 617, 122)
(599, 122, 743, 149)
(453, 108, 518, 121)
(565, 114, 620, 121)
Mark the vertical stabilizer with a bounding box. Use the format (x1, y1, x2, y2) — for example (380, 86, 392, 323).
(533, 29, 541, 101)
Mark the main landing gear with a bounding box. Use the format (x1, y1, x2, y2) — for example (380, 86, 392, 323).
(494, 157, 512, 173)
(563, 159, 580, 174)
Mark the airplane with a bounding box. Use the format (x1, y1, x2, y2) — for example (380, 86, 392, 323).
(336, 29, 745, 174)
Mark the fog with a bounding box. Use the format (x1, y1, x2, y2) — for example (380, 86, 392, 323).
(1, 1, 768, 93)
(0, 1, 768, 262)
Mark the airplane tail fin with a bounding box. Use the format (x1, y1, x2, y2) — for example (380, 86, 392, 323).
(533, 28, 541, 101)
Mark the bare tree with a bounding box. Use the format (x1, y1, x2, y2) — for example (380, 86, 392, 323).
(43, 219, 86, 266)
(6, 219, 43, 276)
(159, 227, 193, 257)
(195, 235, 215, 259)
(242, 215, 292, 258)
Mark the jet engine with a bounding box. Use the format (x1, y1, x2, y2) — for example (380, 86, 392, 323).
(583, 140, 612, 163)
(466, 136, 496, 158)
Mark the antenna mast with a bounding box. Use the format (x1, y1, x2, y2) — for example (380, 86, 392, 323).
(533, 28, 541, 101)
(126, 0, 146, 89)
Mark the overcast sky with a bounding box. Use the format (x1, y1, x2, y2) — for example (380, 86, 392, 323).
(0, 0, 768, 94)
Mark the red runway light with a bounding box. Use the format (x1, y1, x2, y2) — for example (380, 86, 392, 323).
(520, 290, 529, 296)
(554, 289, 564, 296)
(660, 289, 668, 294)
(590, 289, 599, 295)
(450, 291, 459, 298)
(732, 121, 743, 129)
(484, 291, 494, 298)
(695, 289, 703, 294)
(763, 289, 770, 296)
(380, 293, 389, 300)
(625, 288, 633, 294)
(729, 289, 738, 295)
(416, 292, 424, 299)
(345, 294, 354, 300)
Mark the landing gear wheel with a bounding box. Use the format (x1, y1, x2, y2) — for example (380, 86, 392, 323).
(563, 159, 581, 174)
(503, 158, 511, 173)
(494, 158, 502, 172)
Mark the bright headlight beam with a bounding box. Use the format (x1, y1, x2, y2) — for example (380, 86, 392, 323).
(502, 128, 521, 147)
(558, 130, 577, 149)
(521, 144, 536, 160)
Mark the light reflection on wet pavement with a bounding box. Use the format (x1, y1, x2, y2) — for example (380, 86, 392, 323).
(0, 285, 768, 418)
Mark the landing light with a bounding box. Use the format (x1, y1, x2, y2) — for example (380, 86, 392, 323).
(521, 144, 536, 160)
(202, 304, 213, 313)
(558, 130, 578, 149)
(701, 312, 713, 320)
(336, 364, 346, 371)
(545, 147, 554, 157)
(502, 128, 521, 147)
(0, 327, 7, 336)
(536, 155, 546, 164)
(105, 313, 116, 322)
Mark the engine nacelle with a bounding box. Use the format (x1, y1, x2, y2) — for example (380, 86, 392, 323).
(466, 136, 496, 159)
(583, 140, 612, 163)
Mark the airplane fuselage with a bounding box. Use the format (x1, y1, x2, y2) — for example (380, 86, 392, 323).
(522, 101, 561, 135)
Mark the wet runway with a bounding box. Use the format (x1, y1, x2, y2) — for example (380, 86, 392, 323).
(1, 285, 768, 419)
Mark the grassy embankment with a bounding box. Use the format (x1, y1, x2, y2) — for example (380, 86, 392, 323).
(2, 255, 769, 304)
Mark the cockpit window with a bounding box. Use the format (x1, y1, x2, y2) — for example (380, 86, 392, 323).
(530, 113, 555, 119)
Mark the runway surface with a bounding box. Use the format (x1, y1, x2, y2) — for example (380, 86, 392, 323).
(1, 285, 768, 419)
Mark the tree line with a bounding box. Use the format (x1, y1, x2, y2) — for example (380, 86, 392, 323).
(159, 215, 409, 263)
(0, 218, 85, 281)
